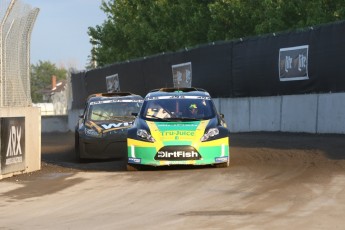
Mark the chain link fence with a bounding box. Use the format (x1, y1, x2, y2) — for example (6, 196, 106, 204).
(0, 0, 39, 107)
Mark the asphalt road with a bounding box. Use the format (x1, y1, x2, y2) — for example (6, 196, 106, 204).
(0, 132, 344, 230)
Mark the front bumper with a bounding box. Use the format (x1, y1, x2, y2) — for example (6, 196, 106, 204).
(127, 137, 230, 166)
(79, 135, 127, 159)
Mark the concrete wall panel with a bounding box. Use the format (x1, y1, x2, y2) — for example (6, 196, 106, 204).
(317, 93, 345, 134)
(220, 98, 250, 132)
(68, 109, 83, 132)
(281, 95, 318, 133)
(249, 97, 281, 132)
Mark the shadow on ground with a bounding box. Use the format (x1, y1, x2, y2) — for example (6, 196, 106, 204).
(41, 131, 345, 174)
(231, 132, 345, 160)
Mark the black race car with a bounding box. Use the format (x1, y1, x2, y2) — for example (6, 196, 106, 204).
(75, 92, 143, 161)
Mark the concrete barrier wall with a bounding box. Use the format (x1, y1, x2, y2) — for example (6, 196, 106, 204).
(250, 96, 281, 132)
(215, 92, 345, 134)
(64, 92, 345, 134)
(317, 93, 345, 133)
(41, 115, 69, 133)
(68, 109, 83, 132)
(0, 107, 41, 179)
(281, 95, 318, 133)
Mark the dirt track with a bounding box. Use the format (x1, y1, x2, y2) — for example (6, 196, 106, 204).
(0, 132, 345, 229)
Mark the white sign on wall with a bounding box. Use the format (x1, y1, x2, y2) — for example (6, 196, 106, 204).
(172, 62, 192, 88)
(279, 45, 309, 81)
(106, 74, 120, 92)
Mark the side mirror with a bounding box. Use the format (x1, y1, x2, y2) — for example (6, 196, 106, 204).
(219, 113, 224, 119)
(131, 112, 138, 117)
(79, 114, 84, 118)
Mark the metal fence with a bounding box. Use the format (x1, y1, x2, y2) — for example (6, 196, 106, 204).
(0, 0, 39, 107)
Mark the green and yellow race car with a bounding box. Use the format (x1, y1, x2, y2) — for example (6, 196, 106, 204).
(127, 87, 230, 170)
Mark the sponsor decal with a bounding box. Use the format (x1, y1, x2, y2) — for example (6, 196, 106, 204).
(155, 146, 201, 160)
(215, 156, 228, 163)
(161, 130, 195, 137)
(85, 122, 133, 136)
(128, 157, 141, 164)
(1, 117, 25, 174)
(5, 126, 23, 165)
(156, 123, 198, 127)
(160, 160, 195, 165)
(101, 122, 133, 130)
(90, 99, 143, 105)
(85, 128, 101, 137)
(146, 96, 210, 101)
(157, 150, 198, 158)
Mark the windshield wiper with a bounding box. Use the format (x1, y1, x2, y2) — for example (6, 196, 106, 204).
(108, 116, 127, 122)
(145, 115, 171, 121)
(92, 112, 108, 119)
(172, 117, 201, 121)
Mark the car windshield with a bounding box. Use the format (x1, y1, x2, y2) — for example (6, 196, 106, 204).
(140, 96, 216, 121)
(87, 99, 143, 121)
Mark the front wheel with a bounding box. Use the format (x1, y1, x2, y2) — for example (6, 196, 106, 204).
(127, 164, 142, 171)
(74, 133, 81, 162)
(215, 161, 229, 168)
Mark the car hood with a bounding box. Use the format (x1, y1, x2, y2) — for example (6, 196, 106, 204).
(145, 119, 212, 142)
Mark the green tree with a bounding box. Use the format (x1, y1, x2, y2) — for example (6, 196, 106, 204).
(304, 0, 345, 25)
(88, 0, 212, 67)
(30, 60, 67, 103)
(208, 0, 345, 39)
(88, 0, 345, 67)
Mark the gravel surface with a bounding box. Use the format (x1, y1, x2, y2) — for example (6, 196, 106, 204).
(0, 131, 344, 229)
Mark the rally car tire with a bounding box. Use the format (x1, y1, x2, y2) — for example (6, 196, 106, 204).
(74, 133, 81, 162)
(127, 164, 142, 171)
(215, 162, 229, 168)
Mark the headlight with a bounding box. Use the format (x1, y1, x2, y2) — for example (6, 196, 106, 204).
(200, 128, 219, 142)
(85, 128, 101, 137)
(137, 129, 155, 142)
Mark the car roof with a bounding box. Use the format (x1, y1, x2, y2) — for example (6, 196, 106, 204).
(87, 92, 143, 103)
(145, 87, 210, 98)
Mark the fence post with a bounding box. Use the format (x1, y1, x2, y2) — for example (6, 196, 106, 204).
(0, 0, 16, 107)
